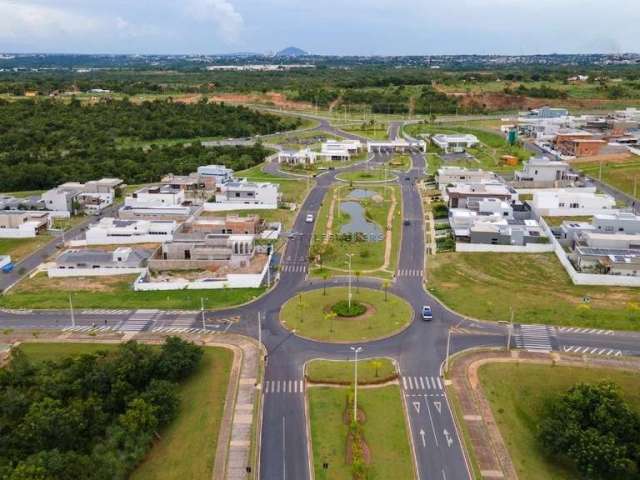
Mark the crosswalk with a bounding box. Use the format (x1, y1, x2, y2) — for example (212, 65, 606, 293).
(80, 309, 130, 315)
(63, 325, 116, 333)
(557, 327, 614, 336)
(264, 379, 304, 395)
(152, 326, 217, 335)
(281, 263, 307, 273)
(401, 375, 444, 393)
(562, 345, 622, 356)
(516, 324, 553, 353)
(398, 269, 423, 277)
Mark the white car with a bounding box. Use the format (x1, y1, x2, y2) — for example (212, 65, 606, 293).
(305, 214, 314, 223)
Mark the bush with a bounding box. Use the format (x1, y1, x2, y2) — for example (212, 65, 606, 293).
(331, 301, 367, 317)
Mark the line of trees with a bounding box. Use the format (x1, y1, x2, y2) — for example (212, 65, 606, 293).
(0, 338, 204, 480)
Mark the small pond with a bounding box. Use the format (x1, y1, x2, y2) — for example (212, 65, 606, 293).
(339, 201, 383, 241)
(346, 189, 376, 200)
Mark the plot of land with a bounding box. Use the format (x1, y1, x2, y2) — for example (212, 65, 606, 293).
(427, 252, 640, 331)
(574, 158, 640, 200)
(17, 342, 233, 480)
(307, 358, 396, 384)
(1, 273, 265, 310)
(309, 385, 415, 480)
(280, 287, 412, 342)
(0, 235, 53, 263)
(477, 363, 640, 480)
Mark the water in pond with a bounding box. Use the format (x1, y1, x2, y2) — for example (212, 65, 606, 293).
(347, 189, 376, 199)
(339, 201, 383, 241)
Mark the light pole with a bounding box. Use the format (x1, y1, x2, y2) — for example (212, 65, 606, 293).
(346, 253, 354, 310)
(444, 327, 451, 373)
(507, 306, 514, 352)
(68, 294, 75, 328)
(258, 311, 262, 347)
(350, 346, 363, 423)
(201, 297, 206, 331)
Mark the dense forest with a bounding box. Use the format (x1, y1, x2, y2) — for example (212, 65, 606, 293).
(0, 338, 203, 479)
(0, 98, 292, 191)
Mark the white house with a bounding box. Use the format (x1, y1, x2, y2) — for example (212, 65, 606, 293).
(48, 247, 151, 278)
(277, 148, 318, 165)
(41, 178, 122, 214)
(204, 179, 280, 212)
(318, 140, 363, 161)
(531, 189, 617, 217)
(436, 167, 497, 188)
(431, 134, 479, 153)
(514, 156, 577, 184)
(81, 218, 177, 246)
(120, 185, 192, 220)
(0, 211, 51, 238)
(197, 165, 234, 184)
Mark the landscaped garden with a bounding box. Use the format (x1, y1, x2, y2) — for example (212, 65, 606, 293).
(306, 358, 397, 385)
(475, 363, 640, 480)
(427, 252, 640, 331)
(336, 168, 396, 183)
(309, 185, 401, 279)
(280, 287, 412, 342)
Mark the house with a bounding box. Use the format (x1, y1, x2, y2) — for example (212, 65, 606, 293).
(205, 179, 280, 211)
(197, 165, 234, 184)
(48, 247, 151, 278)
(514, 156, 576, 184)
(0, 211, 51, 238)
(445, 182, 517, 210)
(431, 134, 479, 153)
(592, 212, 640, 235)
(367, 139, 426, 153)
(186, 215, 264, 235)
(469, 219, 547, 246)
(277, 148, 318, 165)
(41, 178, 123, 214)
(553, 131, 606, 157)
(520, 107, 569, 120)
(318, 140, 363, 161)
(83, 218, 177, 246)
(436, 167, 497, 188)
(161, 173, 217, 203)
(119, 185, 193, 221)
(531, 189, 616, 216)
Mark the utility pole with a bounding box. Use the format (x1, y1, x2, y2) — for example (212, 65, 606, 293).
(634, 176, 638, 200)
(350, 346, 363, 423)
(258, 311, 262, 347)
(201, 297, 206, 331)
(444, 327, 451, 373)
(599, 161, 603, 182)
(68, 294, 75, 328)
(507, 306, 514, 351)
(346, 253, 354, 309)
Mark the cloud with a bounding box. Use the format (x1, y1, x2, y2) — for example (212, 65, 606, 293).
(186, 0, 244, 43)
(0, 0, 102, 38)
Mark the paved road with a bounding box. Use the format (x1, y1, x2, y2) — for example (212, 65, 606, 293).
(2, 123, 640, 479)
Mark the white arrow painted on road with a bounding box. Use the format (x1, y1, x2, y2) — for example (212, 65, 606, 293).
(419, 429, 426, 448)
(413, 401, 421, 414)
(443, 429, 453, 448)
(433, 401, 442, 414)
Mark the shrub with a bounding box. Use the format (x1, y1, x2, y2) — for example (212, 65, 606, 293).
(331, 301, 367, 317)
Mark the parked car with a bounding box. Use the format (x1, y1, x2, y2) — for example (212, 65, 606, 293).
(421, 305, 433, 321)
(403, 219, 411, 226)
(305, 214, 314, 223)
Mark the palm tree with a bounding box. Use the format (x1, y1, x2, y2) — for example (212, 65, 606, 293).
(355, 271, 361, 293)
(371, 360, 383, 378)
(383, 280, 390, 302)
(325, 311, 337, 333)
(297, 294, 307, 325)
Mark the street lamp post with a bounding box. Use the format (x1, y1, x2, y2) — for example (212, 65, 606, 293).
(68, 294, 75, 328)
(350, 346, 363, 423)
(201, 297, 206, 331)
(346, 253, 354, 310)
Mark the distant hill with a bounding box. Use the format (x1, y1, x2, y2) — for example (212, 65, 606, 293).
(275, 47, 309, 57)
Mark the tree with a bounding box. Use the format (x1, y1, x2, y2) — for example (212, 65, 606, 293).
(322, 271, 330, 296)
(538, 382, 640, 479)
(371, 360, 383, 378)
(355, 271, 361, 293)
(383, 280, 390, 302)
(325, 311, 337, 333)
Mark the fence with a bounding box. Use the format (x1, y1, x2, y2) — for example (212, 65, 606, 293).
(455, 243, 554, 253)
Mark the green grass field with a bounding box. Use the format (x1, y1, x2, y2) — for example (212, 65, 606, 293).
(309, 385, 415, 480)
(310, 184, 401, 277)
(336, 169, 395, 183)
(340, 126, 391, 141)
(0, 273, 265, 311)
(427, 252, 640, 331)
(280, 287, 412, 342)
(477, 363, 640, 480)
(17, 342, 233, 480)
(574, 159, 640, 200)
(0, 235, 53, 263)
(306, 358, 396, 384)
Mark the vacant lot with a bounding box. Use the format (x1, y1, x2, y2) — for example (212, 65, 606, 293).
(428, 252, 640, 330)
(0, 235, 52, 263)
(307, 358, 396, 384)
(280, 287, 412, 342)
(18, 342, 233, 480)
(478, 363, 640, 480)
(309, 385, 414, 480)
(574, 158, 640, 200)
(1, 273, 265, 310)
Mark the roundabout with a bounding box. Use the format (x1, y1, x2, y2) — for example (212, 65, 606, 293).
(280, 287, 413, 342)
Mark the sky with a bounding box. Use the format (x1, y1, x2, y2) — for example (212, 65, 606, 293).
(1, 0, 639, 56)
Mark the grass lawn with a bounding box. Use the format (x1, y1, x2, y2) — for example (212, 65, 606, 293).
(0, 234, 53, 263)
(477, 363, 640, 480)
(280, 287, 412, 342)
(340, 126, 390, 141)
(309, 385, 415, 480)
(307, 358, 396, 384)
(0, 273, 265, 311)
(574, 158, 640, 200)
(336, 169, 395, 183)
(17, 342, 233, 480)
(310, 185, 401, 277)
(389, 154, 412, 172)
(427, 252, 640, 331)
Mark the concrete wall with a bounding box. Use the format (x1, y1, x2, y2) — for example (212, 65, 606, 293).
(48, 267, 146, 278)
(0, 229, 37, 239)
(455, 243, 554, 253)
(203, 202, 277, 212)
